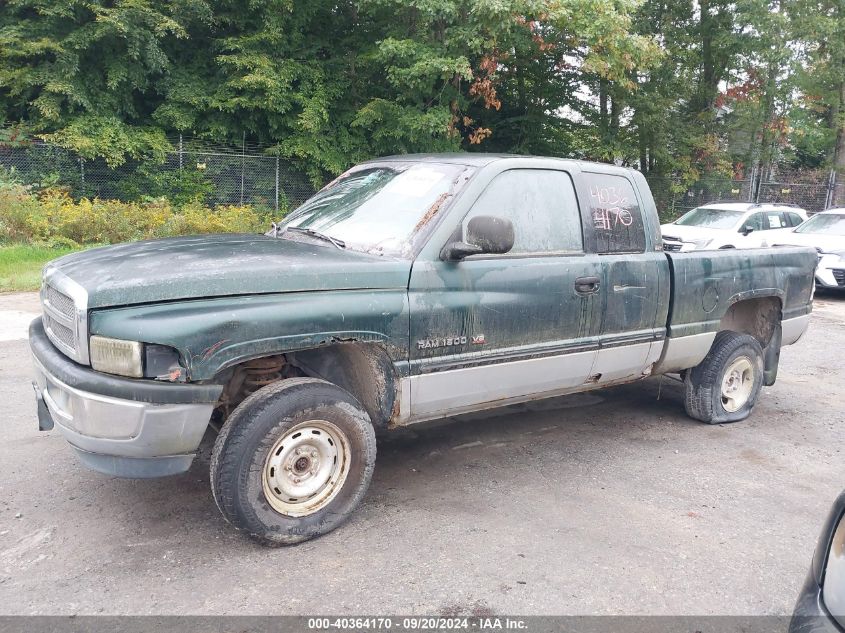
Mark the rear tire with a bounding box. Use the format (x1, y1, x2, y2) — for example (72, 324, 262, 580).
(210, 377, 376, 546)
(684, 331, 764, 424)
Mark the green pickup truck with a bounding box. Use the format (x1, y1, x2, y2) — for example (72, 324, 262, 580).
(30, 154, 816, 545)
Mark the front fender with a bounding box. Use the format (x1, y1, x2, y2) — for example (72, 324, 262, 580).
(88, 290, 410, 382)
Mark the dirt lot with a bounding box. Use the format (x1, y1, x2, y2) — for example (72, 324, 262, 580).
(0, 291, 843, 616)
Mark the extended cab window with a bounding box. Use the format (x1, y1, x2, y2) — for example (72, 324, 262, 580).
(463, 169, 582, 254)
(585, 173, 646, 253)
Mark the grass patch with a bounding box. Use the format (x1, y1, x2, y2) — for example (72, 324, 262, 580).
(0, 244, 79, 292)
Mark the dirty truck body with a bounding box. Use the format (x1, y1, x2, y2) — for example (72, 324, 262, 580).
(29, 154, 816, 545)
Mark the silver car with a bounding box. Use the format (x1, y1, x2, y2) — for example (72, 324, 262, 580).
(775, 208, 845, 290)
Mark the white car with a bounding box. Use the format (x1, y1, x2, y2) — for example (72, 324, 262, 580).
(773, 208, 845, 291)
(661, 202, 808, 251)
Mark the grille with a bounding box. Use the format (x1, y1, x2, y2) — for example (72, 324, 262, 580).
(41, 281, 82, 360)
(43, 313, 76, 350)
(663, 242, 682, 252)
(44, 284, 75, 318)
(833, 269, 845, 287)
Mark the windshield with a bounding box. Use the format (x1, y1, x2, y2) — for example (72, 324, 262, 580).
(277, 162, 472, 256)
(794, 213, 845, 236)
(674, 207, 745, 229)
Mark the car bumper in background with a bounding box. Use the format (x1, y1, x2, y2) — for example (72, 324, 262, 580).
(29, 318, 222, 478)
(815, 255, 845, 289)
(816, 269, 845, 289)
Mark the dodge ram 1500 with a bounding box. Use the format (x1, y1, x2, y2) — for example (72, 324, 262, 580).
(30, 154, 817, 545)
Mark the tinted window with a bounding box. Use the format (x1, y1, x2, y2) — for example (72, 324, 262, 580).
(787, 212, 803, 227)
(585, 173, 646, 253)
(463, 169, 582, 254)
(744, 212, 768, 231)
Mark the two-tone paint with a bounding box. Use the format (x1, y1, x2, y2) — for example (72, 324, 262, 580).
(31, 154, 817, 477)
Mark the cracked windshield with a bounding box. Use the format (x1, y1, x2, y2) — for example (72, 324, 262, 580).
(279, 163, 471, 257)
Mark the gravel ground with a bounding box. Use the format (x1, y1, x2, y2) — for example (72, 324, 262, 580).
(0, 291, 842, 616)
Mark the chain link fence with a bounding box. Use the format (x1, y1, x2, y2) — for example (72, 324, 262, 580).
(2, 137, 843, 221)
(646, 168, 843, 221)
(646, 176, 754, 222)
(0, 136, 316, 211)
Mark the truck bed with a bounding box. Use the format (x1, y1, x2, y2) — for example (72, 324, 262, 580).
(653, 246, 817, 375)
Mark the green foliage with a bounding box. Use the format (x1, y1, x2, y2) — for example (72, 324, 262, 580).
(0, 181, 279, 245)
(0, 0, 843, 187)
(118, 163, 214, 206)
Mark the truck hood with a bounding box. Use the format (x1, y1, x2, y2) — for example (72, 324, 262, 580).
(769, 231, 845, 254)
(46, 234, 412, 309)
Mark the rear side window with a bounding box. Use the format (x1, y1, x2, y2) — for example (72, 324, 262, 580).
(787, 212, 804, 227)
(584, 173, 646, 253)
(766, 212, 787, 229)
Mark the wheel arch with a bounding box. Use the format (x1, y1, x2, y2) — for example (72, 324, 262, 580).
(718, 294, 782, 348)
(212, 342, 399, 431)
(654, 294, 783, 376)
(289, 343, 399, 430)
(718, 295, 783, 385)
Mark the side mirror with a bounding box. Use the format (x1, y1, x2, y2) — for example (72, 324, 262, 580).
(741, 225, 755, 236)
(442, 215, 515, 261)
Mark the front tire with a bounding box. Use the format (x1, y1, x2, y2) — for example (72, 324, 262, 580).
(210, 377, 377, 546)
(684, 331, 764, 424)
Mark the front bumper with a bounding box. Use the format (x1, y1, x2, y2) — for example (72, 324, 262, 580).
(29, 318, 222, 478)
(816, 270, 845, 290)
(815, 256, 845, 290)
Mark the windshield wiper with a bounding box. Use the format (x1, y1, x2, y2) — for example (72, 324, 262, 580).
(281, 225, 346, 249)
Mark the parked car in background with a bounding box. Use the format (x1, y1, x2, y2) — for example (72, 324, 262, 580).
(774, 208, 845, 291)
(661, 202, 808, 251)
(790, 490, 845, 633)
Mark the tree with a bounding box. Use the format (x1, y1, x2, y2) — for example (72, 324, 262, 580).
(1, 0, 841, 191)
(788, 0, 845, 201)
(0, 0, 205, 164)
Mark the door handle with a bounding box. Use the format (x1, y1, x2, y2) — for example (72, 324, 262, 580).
(574, 276, 601, 295)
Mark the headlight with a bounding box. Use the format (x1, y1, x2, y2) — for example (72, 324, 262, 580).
(823, 512, 845, 626)
(818, 252, 843, 266)
(691, 238, 713, 249)
(89, 336, 143, 378)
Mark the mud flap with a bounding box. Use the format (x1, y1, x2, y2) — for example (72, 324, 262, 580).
(32, 382, 54, 431)
(763, 324, 782, 387)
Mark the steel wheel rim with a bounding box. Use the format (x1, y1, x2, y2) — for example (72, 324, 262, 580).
(262, 420, 351, 517)
(720, 356, 755, 412)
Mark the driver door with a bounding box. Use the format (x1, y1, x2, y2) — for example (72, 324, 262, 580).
(405, 167, 602, 422)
